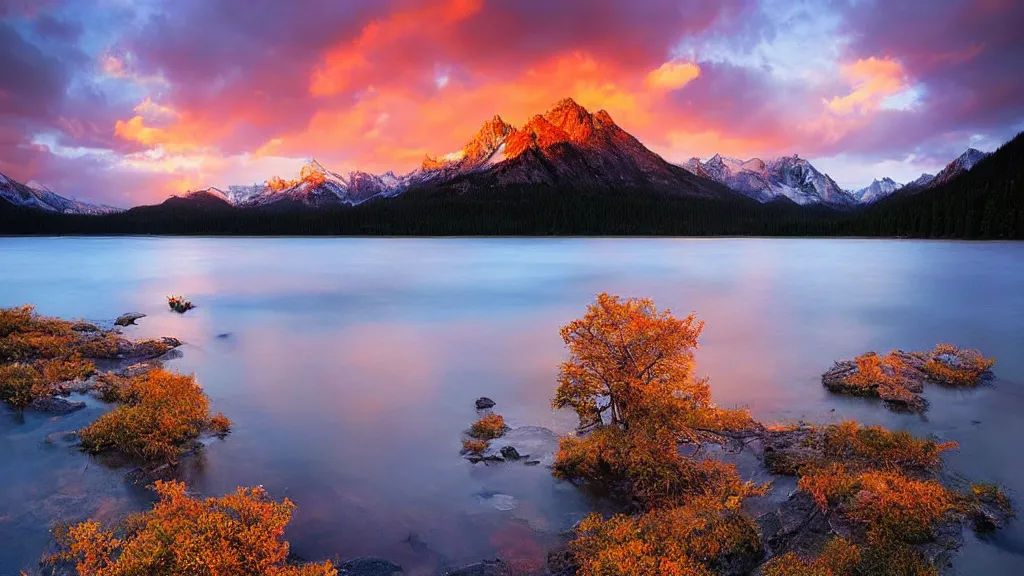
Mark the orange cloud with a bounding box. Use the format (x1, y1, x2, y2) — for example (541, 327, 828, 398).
(646, 60, 701, 91)
(826, 56, 908, 115)
(310, 0, 483, 96)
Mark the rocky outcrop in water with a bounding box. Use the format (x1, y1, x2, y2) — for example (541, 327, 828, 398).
(822, 345, 995, 412)
(114, 312, 146, 326)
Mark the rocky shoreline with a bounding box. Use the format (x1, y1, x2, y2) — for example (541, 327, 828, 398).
(4, 304, 1014, 576)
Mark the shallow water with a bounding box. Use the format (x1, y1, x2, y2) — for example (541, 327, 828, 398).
(1, 237, 1022, 575)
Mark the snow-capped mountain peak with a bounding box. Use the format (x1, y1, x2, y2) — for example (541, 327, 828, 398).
(0, 171, 122, 214)
(682, 153, 855, 205)
(853, 177, 902, 203)
(930, 148, 991, 187)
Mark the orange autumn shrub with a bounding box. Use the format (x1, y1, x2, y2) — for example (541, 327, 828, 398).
(37, 354, 95, 383)
(845, 352, 906, 391)
(821, 421, 957, 470)
(800, 466, 954, 544)
(849, 471, 955, 543)
(0, 363, 51, 409)
(462, 439, 489, 455)
(555, 425, 765, 510)
(761, 537, 861, 576)
(922, 344, 995, 386)
(0, 305, 94, 362)
(50, 480, 336, 576)
(569, 498, 762, 576)
(798, 463, 861, 509)
(469, 413, 507, 440)
(209, 411, 233, 436)
(75, 333, 125, 359)
(968, 482, 1014, 515)
(79, 369, 229, 462)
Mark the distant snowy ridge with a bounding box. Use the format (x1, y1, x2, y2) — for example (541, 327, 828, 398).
(681, 153, 856, 205)
(682, 146, 992, 205)
(853, 177, 902, 203)
(0, 172, 122, 215)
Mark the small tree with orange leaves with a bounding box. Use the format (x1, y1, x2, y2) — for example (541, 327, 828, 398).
(553, 293, 749, 436)
(49, 480, 336, 576)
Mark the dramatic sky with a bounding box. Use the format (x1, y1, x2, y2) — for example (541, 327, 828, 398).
(2, 0, 1022, 206)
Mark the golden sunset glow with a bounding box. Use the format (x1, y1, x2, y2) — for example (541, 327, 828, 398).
(0, 0, 1020, 206)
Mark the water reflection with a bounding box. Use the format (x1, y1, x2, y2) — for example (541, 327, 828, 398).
(1, 238, 1023, 574)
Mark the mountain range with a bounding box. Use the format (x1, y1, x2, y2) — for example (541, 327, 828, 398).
(0, 98, 998, 215)
(0, 172, 120, 215)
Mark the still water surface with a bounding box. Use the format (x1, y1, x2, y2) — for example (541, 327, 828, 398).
(1, 238, 1023, 575)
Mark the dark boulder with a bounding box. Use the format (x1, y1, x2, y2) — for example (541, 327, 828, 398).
(499, 446, 522, 461)
(114, 312, 146, 327)
(475, 397, 496, 410)
(28, 397, 86, 415)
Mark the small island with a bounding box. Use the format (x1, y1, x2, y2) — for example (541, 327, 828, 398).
(822, 345, 996, 412)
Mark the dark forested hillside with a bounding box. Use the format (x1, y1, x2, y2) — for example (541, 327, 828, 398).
(1, 132, 1020, 238)
(841, 132, 1023, 239)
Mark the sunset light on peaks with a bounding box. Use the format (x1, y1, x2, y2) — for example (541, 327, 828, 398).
(1, 0, 1022, 207)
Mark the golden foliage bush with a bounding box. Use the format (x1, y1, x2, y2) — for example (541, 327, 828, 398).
(968, 482, 1014, 515)
(845, 352, 907, 391)
(209, 411, 232, 436)
(848, 471, 955, 544)
(554, 425, 765, 510)
(75, 333, 125, 359)
(462, 439, 489, 455)
(79, 369, 229, 462)
(800, 467, 954, 543)
(0, 363, 50, 409)
(761, 538, 861, 576)
(36, 354, 95, 384)
(0, 305, 81, 362)
(821, 421, 957, 471)
(922, 344, 995, 386)
(469, 413, 507, 440)
(570, 498, 762, 576)
(49, 480, 337, 576)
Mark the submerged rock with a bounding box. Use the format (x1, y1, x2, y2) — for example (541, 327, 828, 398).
(499, 446, 523, 461)
(475, 397, 496, 410)
(124, 462, 179, 486)
(477, 493, 518, 511)
(443, 559, 510, 576)
(44, 430, 80, 445)
(114, 312, 146, 327)
(335, 557, 403, 576)
(28, 396, 86, 415)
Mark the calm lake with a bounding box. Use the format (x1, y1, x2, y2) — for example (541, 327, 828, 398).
(1, 237, 1023, 575)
